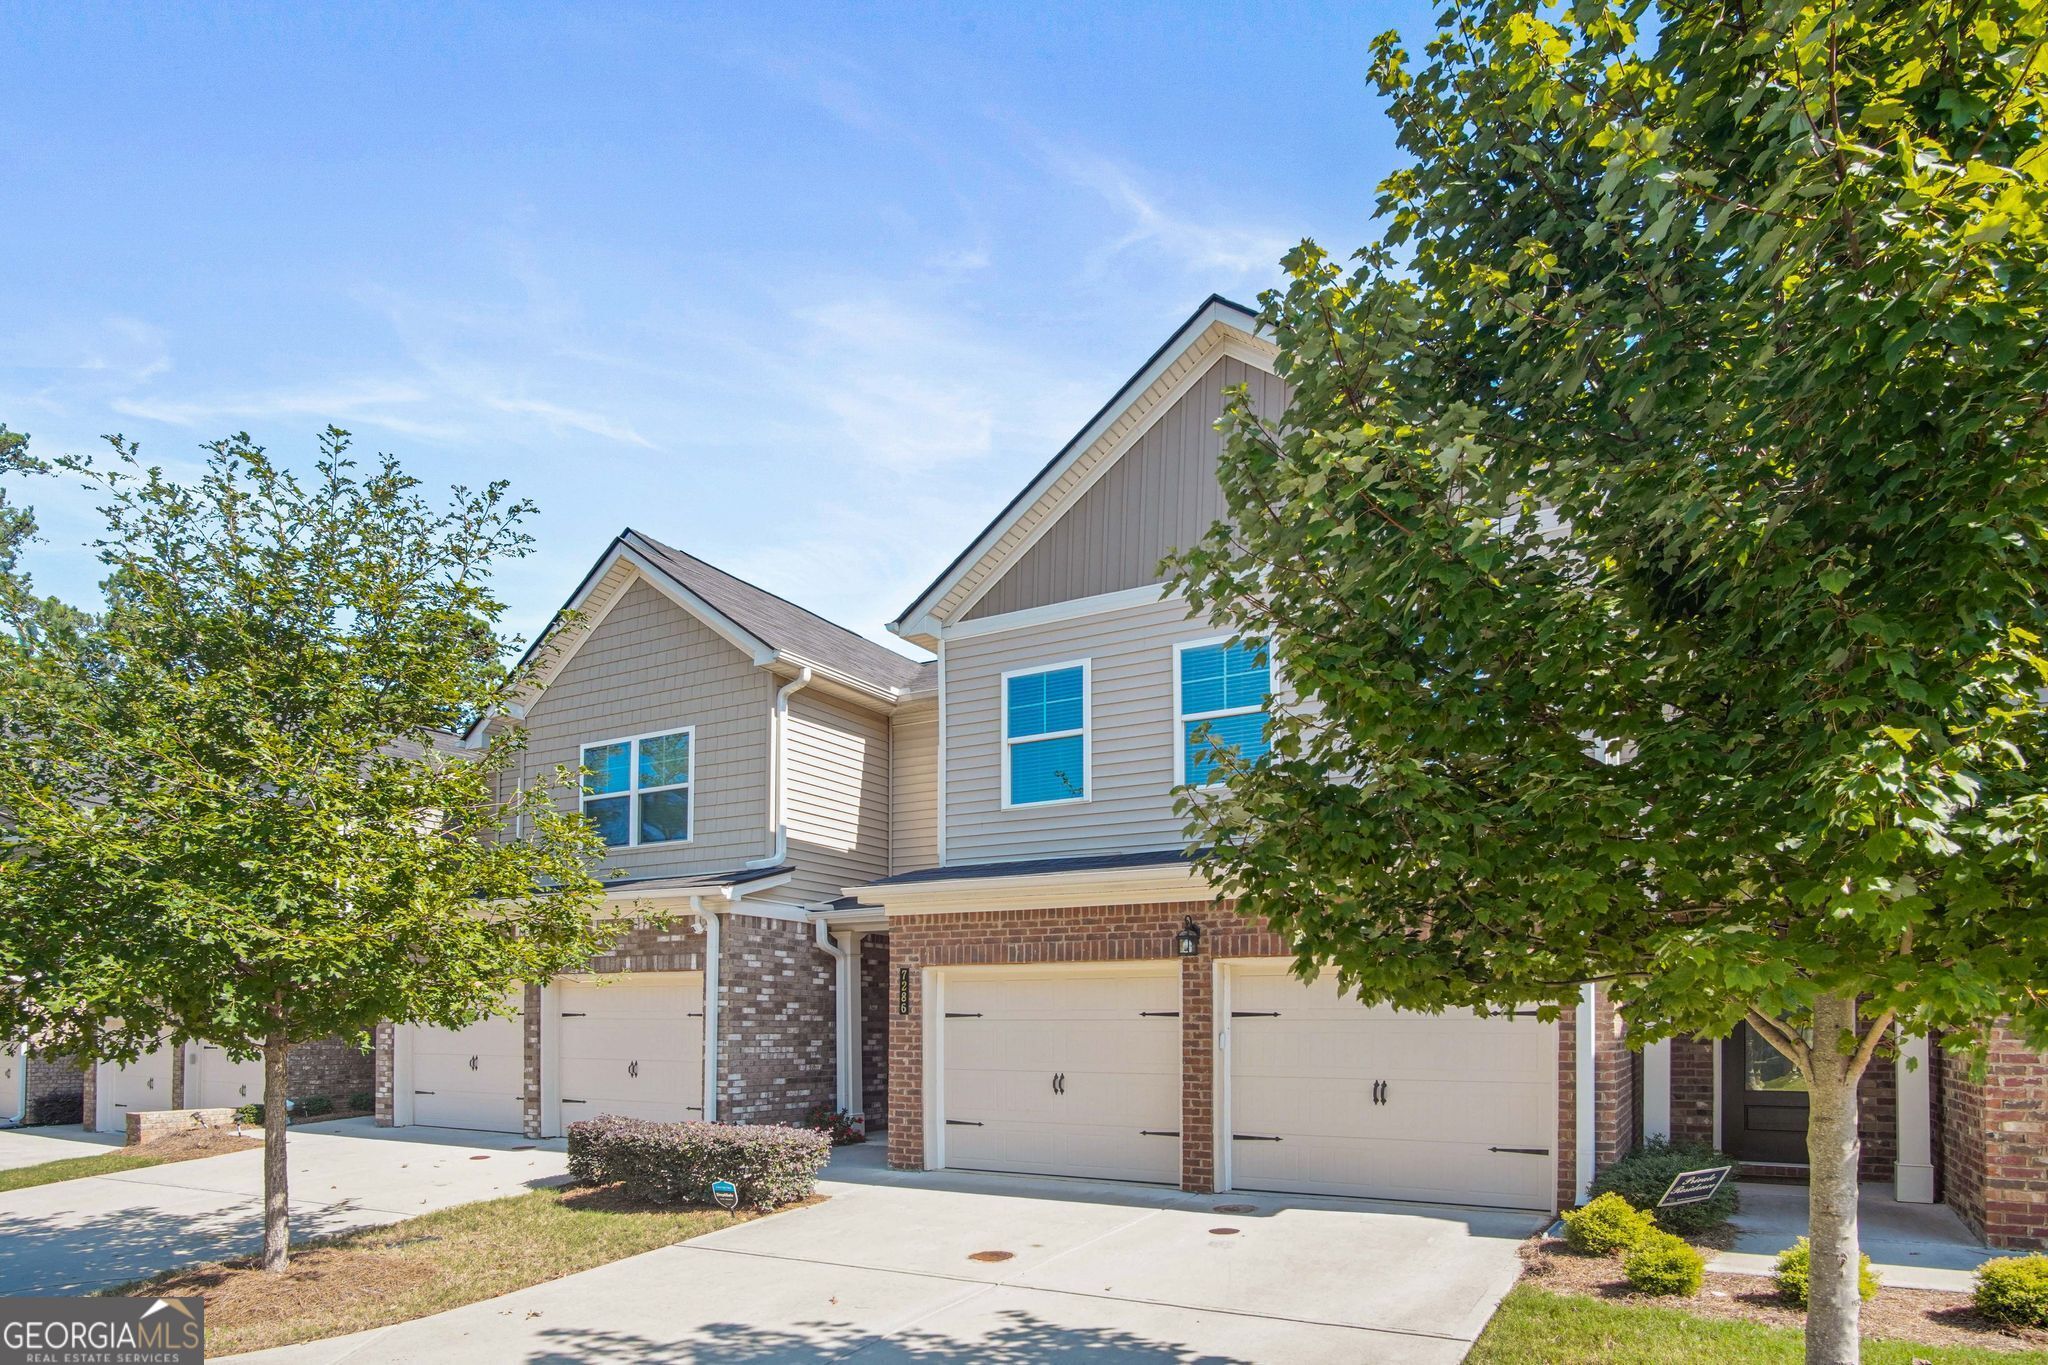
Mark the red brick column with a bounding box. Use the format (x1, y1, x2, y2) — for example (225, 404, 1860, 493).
(373, 1022, 396, 1126)
(1557, 1004, 1578, 1210)
(1942, 1024, 2048, 1250)
(1181, 953, 1215, 1192)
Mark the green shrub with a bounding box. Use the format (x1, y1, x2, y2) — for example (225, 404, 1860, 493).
(1774, 1237, 1879, 1306)
(297, 1095, 335, 1117)
(1624, 1231, 1705, 1296)
(1589, 1137, 1739, 1235)
(566, 1115, 830, 1210)
(1560, 1191, 1658, 1255)
(348, 1091, 374, 1113)
(233, 1103, 263, 1126)
(1974, 1255, 2048, 1327)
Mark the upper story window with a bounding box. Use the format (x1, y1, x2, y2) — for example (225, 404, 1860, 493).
(581, 727, 693, 848)
(1003, 661, 1089, 807)
(1176, 638, 1271, 787)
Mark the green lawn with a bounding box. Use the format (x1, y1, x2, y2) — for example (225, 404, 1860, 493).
(109, 1183, 794, 1357)
(1469, 1285, 2048, 1365)
(0, 1149, 177, 1194)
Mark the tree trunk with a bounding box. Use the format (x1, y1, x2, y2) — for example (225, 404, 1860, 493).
(260, 1030, 291, 1272)
(1804, 993, 1864, 1365)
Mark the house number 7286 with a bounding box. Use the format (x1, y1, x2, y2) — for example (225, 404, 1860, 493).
(898, 966, 910, 1016)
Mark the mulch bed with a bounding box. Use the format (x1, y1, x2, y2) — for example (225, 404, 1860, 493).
(132, 1128, 263, 1160)
(1521, 1237, 2048, 1354)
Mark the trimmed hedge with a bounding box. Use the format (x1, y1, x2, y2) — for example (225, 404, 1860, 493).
(298, 1095, 335, 1117)
(568, 1115, 830, 1210)
(1624, 1231, 1705, 1296)
(1974, 1255, 2048, 1328)
(348, 1091, 374, 1113)
(1561, 1192, 1657, 1255)
(1589, 1137, 1739, 1235)
(1774, 1236, 1879, 1306)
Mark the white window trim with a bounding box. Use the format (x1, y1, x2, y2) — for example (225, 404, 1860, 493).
(580, 724, 696, 848)
(1173, 635, 1270, 789)
(999, 658, 1092, 810)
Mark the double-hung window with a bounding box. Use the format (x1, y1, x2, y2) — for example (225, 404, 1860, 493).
(1176, 638, 1271, 786)
(1003, 661, 1089, 807)
(581, 727, 693, 847)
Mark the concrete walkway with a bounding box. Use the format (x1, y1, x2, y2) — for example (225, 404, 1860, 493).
(0, 1118, 568, 1295)
(1706, 1180, 2012, 1292)
(0, 1124, 124, 1171)
(237, 1141, 1544, 1364)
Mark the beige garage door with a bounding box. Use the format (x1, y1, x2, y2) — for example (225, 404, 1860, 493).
(0, 1048, 22, 1123)
(98, 1046, 174, 1129)
(556, 973, 705, 1126)
(408, 998, 525, 1132)
(187, 1043, 266, 1110)
(938, 966, 1180, 1184)
(1226, 963, 1557, 1209)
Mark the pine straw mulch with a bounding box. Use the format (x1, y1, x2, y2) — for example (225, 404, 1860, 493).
(1521, 1237, 2048, 1355)
(125, 1127, 264, 1160)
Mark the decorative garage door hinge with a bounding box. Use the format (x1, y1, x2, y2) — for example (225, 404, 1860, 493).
(1230, 1011, 1281, 1018)
(944, 1012, 982, 1018)
(1231, 1134, 1283, 1142)
(1489, 1146, 1551, 1156)
(1139, 1129, 1180, 1137)
(945, 1119, 984, 1127)
(560, 1012, 587, 1018)
(1139, 1011, 1180, 1017)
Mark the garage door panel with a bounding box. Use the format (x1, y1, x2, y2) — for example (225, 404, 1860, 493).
(103, 1049, 173, 1117)
(561, 1016, 699, 1061)
(939, 968, 1180, 1185)
(1227, 966, 1556, 1210)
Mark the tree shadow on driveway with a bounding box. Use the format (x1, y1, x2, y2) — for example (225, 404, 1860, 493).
(532, 1309, 1246, 1363)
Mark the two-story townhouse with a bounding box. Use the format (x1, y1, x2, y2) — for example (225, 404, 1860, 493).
(849, 294, 2048, 1249)
(372, 530, 929, 1140)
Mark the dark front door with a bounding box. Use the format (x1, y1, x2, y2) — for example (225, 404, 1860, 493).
(1720, 1023, 1811, 1164)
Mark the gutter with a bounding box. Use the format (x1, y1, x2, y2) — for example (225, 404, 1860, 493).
(747, 667, 813, 869)
(813, 920, 853, 1114)
(691, 896, 721, 1123)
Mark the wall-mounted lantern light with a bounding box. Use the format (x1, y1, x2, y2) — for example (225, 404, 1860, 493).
(1176, 916, 1203, 957)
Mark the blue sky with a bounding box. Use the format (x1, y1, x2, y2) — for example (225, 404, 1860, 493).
(1, 1, 1428, 655)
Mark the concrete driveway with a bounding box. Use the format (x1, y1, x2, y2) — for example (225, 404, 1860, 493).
(0, 1118, 567, 1295)
(0, 1124, 123, 1171)
(240, 1142, 1542, 1364)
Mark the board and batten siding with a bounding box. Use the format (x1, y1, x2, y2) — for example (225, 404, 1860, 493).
(782, 688, 892, 903)
(518, 575, 775, 879)
(889, 700, 940, 874)
(943, 593, 1217, 863)
(962, 356, 1290, 621)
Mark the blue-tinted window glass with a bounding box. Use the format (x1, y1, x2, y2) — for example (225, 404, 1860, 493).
(638, 787, 691, 844)
(585, 794, 631, 847)
(1179, 643, 1269, 716)
(1006, 665, 1083, 739)
(638, 731, 690, 788)
(1010, 733, 1086, 804)
(1184, 712, 1270, 786)
(584, 741, 630, 795)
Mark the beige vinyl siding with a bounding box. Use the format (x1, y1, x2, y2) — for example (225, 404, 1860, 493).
(889, 699, 940, 874)
(518, 575, 774, 877)
(963, 357, 1290, 621)
(944, 594, 1216, 862)
(783, 688, 891, 902)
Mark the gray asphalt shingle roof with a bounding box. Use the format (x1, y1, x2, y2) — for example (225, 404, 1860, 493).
(625, 529, 933, 695)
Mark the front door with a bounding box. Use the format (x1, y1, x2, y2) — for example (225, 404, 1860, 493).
(1720, 1023, 1810, 1164)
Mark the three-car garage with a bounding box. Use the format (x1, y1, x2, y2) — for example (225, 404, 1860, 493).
(921, 957, 1560, 1212)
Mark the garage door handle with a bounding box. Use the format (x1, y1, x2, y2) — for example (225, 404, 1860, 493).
(1232, 1134, 1283, 1142)
(1489, 1146, 1551, 1156)
(946, 1119, 984, 1127)
(628, 1061, 639, 1078)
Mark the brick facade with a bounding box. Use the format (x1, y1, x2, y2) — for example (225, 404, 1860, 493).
(1590, 986, 1638, 1171)
(21, 1053, 87, 1126)
(1665, 1031, 1896, 1181)
(286, 1037, 374, 1107)
(886, 900, 1585, 1209)
(859, 933, 890, 1130)
(717, 913, 837, 1126)
(1941, 1024, 2048, 1250)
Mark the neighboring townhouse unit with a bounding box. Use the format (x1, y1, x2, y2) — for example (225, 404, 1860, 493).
(374, 531, 930, 1139)
(83, 1039, 373, 1134)
(2, 1047, 86, 1127)
(844, 294, 2048, 1249)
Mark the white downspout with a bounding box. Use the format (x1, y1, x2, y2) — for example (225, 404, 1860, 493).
(692, 896, 720, 1123)
(747, 667, 813, 869)
(814, 919, 851, 1113)
(10, 1046, 26, 1127)
(1576, 981, 1598, 1203)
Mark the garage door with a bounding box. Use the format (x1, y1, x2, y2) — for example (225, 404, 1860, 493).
(98, 1047, 174, 1129)
(187, 1043, 266, 1110)
(556, 973, 704, 1126)
(407, 998, 524, 1132)
(1226, 963, 1557, 1209)
(938, 966, 1180, 1184)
